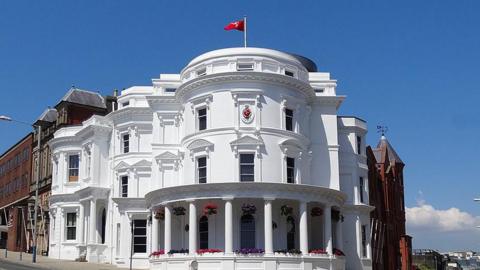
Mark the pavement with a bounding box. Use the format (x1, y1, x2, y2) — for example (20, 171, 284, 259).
(0, 249, 137, 270)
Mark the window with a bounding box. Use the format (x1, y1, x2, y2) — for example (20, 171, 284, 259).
(286, 157, 295, 184)
(361, 225, 367, 257)
(197, 108, 207, 131)
(68, 155, 79, 182)
(286, 216, 295, 250)
(120, 176, 128, 197)
(240, 214, 255, 249)
(199, 216, 209, 249)
(357, 136, 362, 154)
(314, 88, 324, 93)
(122, 101, 130, 107)
(239, 153, 254, 182)
(285, 108, 294, 131)
(359, 177, 364, 203)
(133, 219, 147, 253)
(196, 68, 206, 77)
(285, 70, 295, 77)
(165, 88, 176, 93)
(66, 212, 77, 240)
(122, 134, 130, 154)
(237, 63, 254, 71)
(101, 209, 106, 244)
(197, 157, 207, 184)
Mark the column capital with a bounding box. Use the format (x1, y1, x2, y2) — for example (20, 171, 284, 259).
(263, 197, 275, 202)
(222, 196, 235, 201)
(186, 199, 196, 203)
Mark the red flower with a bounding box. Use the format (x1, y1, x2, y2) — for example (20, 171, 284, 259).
(203, 203, 218, 215)
(197, 248, 223, 254)
(309, 249, 327, 254)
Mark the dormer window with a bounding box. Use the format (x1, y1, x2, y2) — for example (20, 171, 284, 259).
(314, 88, 324, 93)
(165, 88, 176, 93)
(122, 101, 130, 107)
(237, 63, 254, 71)
(196, 68, 207, 77)
(285, 70, 295, 77)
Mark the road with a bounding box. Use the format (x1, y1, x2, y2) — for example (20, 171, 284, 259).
(0, 259, 45, 270)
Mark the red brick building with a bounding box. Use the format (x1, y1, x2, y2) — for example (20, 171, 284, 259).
(368, 135, 412, 270)
(0, 133, 33, 252)
(28, 87, 116, 255)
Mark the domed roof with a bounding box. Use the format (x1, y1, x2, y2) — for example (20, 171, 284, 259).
(185, 47, 316, 72)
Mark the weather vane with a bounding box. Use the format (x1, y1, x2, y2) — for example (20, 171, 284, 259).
(377, 125, 388, 136)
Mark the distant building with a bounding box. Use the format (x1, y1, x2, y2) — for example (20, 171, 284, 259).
(412, 249, 447, 270)
(0, 133, 33, 252)
(367, 135, 412, 270)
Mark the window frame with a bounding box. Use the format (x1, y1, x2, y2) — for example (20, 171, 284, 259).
(199, 215, 209, 249)
(357, 135, 362, 155)
(120, 175, 128, 197)
(132, 219, 147, 254)
(240, 214, 256, 249)
(237, 63, 254, 71)
(286, 157, 295, 184)
(359, 177, 365, 203)
(68, 154, 79, 182)
(285, 108, 294, 132)
(122, 133, 130, 154)
(197, 107, 207, 131)
(361, 225, 367, 257)
(66, 212, 77, 241)
(239, 153, 255, 182)
(196, 156, 207, 184)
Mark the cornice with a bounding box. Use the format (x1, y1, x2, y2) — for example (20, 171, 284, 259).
(145, 182, 347, 208)
(176, 72, 315, 101)
(107, 107, 153, 123)
(342, 203, 375, 214)
(310, 95, 345, 109)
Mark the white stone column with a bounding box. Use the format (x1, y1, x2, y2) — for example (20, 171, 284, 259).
(335, 212, 343, 251)
(164, 206, 171, 253)
(152, 210, 159, 252)
(366, 223, 372, 259)
(78, 203, 84, 244)
(299, 201, 308, 255)
(224, 198, 233, 254)
(89, 199, 97, 243)
(324, 204, 332, 255)
(356, 217, 362, 257)
(188, 201, 197, 254)
(264, 199, 273, 254)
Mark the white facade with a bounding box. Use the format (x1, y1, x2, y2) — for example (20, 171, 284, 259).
(48, 47, 373, 270)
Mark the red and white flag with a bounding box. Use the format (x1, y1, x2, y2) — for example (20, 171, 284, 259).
(224, 19, 245, 32)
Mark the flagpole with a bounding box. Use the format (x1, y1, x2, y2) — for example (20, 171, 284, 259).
(244, 16, 247, 47)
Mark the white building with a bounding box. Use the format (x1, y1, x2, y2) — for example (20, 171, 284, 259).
(48, 47, 373, 270)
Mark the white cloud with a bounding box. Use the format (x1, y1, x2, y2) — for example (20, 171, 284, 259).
(406, 203, 480, 232)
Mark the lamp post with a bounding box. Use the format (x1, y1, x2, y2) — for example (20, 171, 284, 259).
(0, 115, 41, 263)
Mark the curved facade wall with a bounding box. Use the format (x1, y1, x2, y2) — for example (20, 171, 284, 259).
(47, 47, 373, 270)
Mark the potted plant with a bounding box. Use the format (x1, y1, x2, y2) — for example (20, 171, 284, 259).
(197, 248, 223, 255)
(309, 249, 327, 255)
(333, 248, 345, 256)
(154, 209, 165, 220)
(149, 250, 165, 258)
(203, 203, 218, 215)
(235, 248, 264, 256)
(280, 205, 293, 216)
(241, 204, 256, 215)
(173, 206, 186, 216)
(310, 207, 323, 217)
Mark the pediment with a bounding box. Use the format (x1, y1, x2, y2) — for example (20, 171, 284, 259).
(155, 151, 180, 160)
(132, 159, 152, 167)
(114, 161, 130, 170)
(230, 135, 264, 146)
(187, 139, 214, 151)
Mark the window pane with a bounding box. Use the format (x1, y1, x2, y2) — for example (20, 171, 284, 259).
(240, 215, 255, 249)
(133, 220, 147, 253)
(240, 154, 254, 164)
(240, 165, 254, 175)
(197, 157, 206, 167)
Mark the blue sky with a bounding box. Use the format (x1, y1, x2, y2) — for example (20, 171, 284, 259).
(1, 1, 479, 251)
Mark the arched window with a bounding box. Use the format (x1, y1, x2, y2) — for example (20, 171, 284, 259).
(199, 216, 208, 249)
(240, 214, 255, 249)
(286, 216, 295, 250)
(101, 208, 106, 244)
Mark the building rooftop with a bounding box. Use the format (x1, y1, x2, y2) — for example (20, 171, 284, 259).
(60, 87, 106, 109)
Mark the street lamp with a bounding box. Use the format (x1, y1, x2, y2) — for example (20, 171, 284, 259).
(0, 115, 41, 263)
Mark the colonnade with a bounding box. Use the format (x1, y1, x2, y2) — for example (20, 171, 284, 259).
(151, 198, 343, 256)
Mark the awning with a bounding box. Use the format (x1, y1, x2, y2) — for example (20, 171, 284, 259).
(0, 195, 30, 210)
